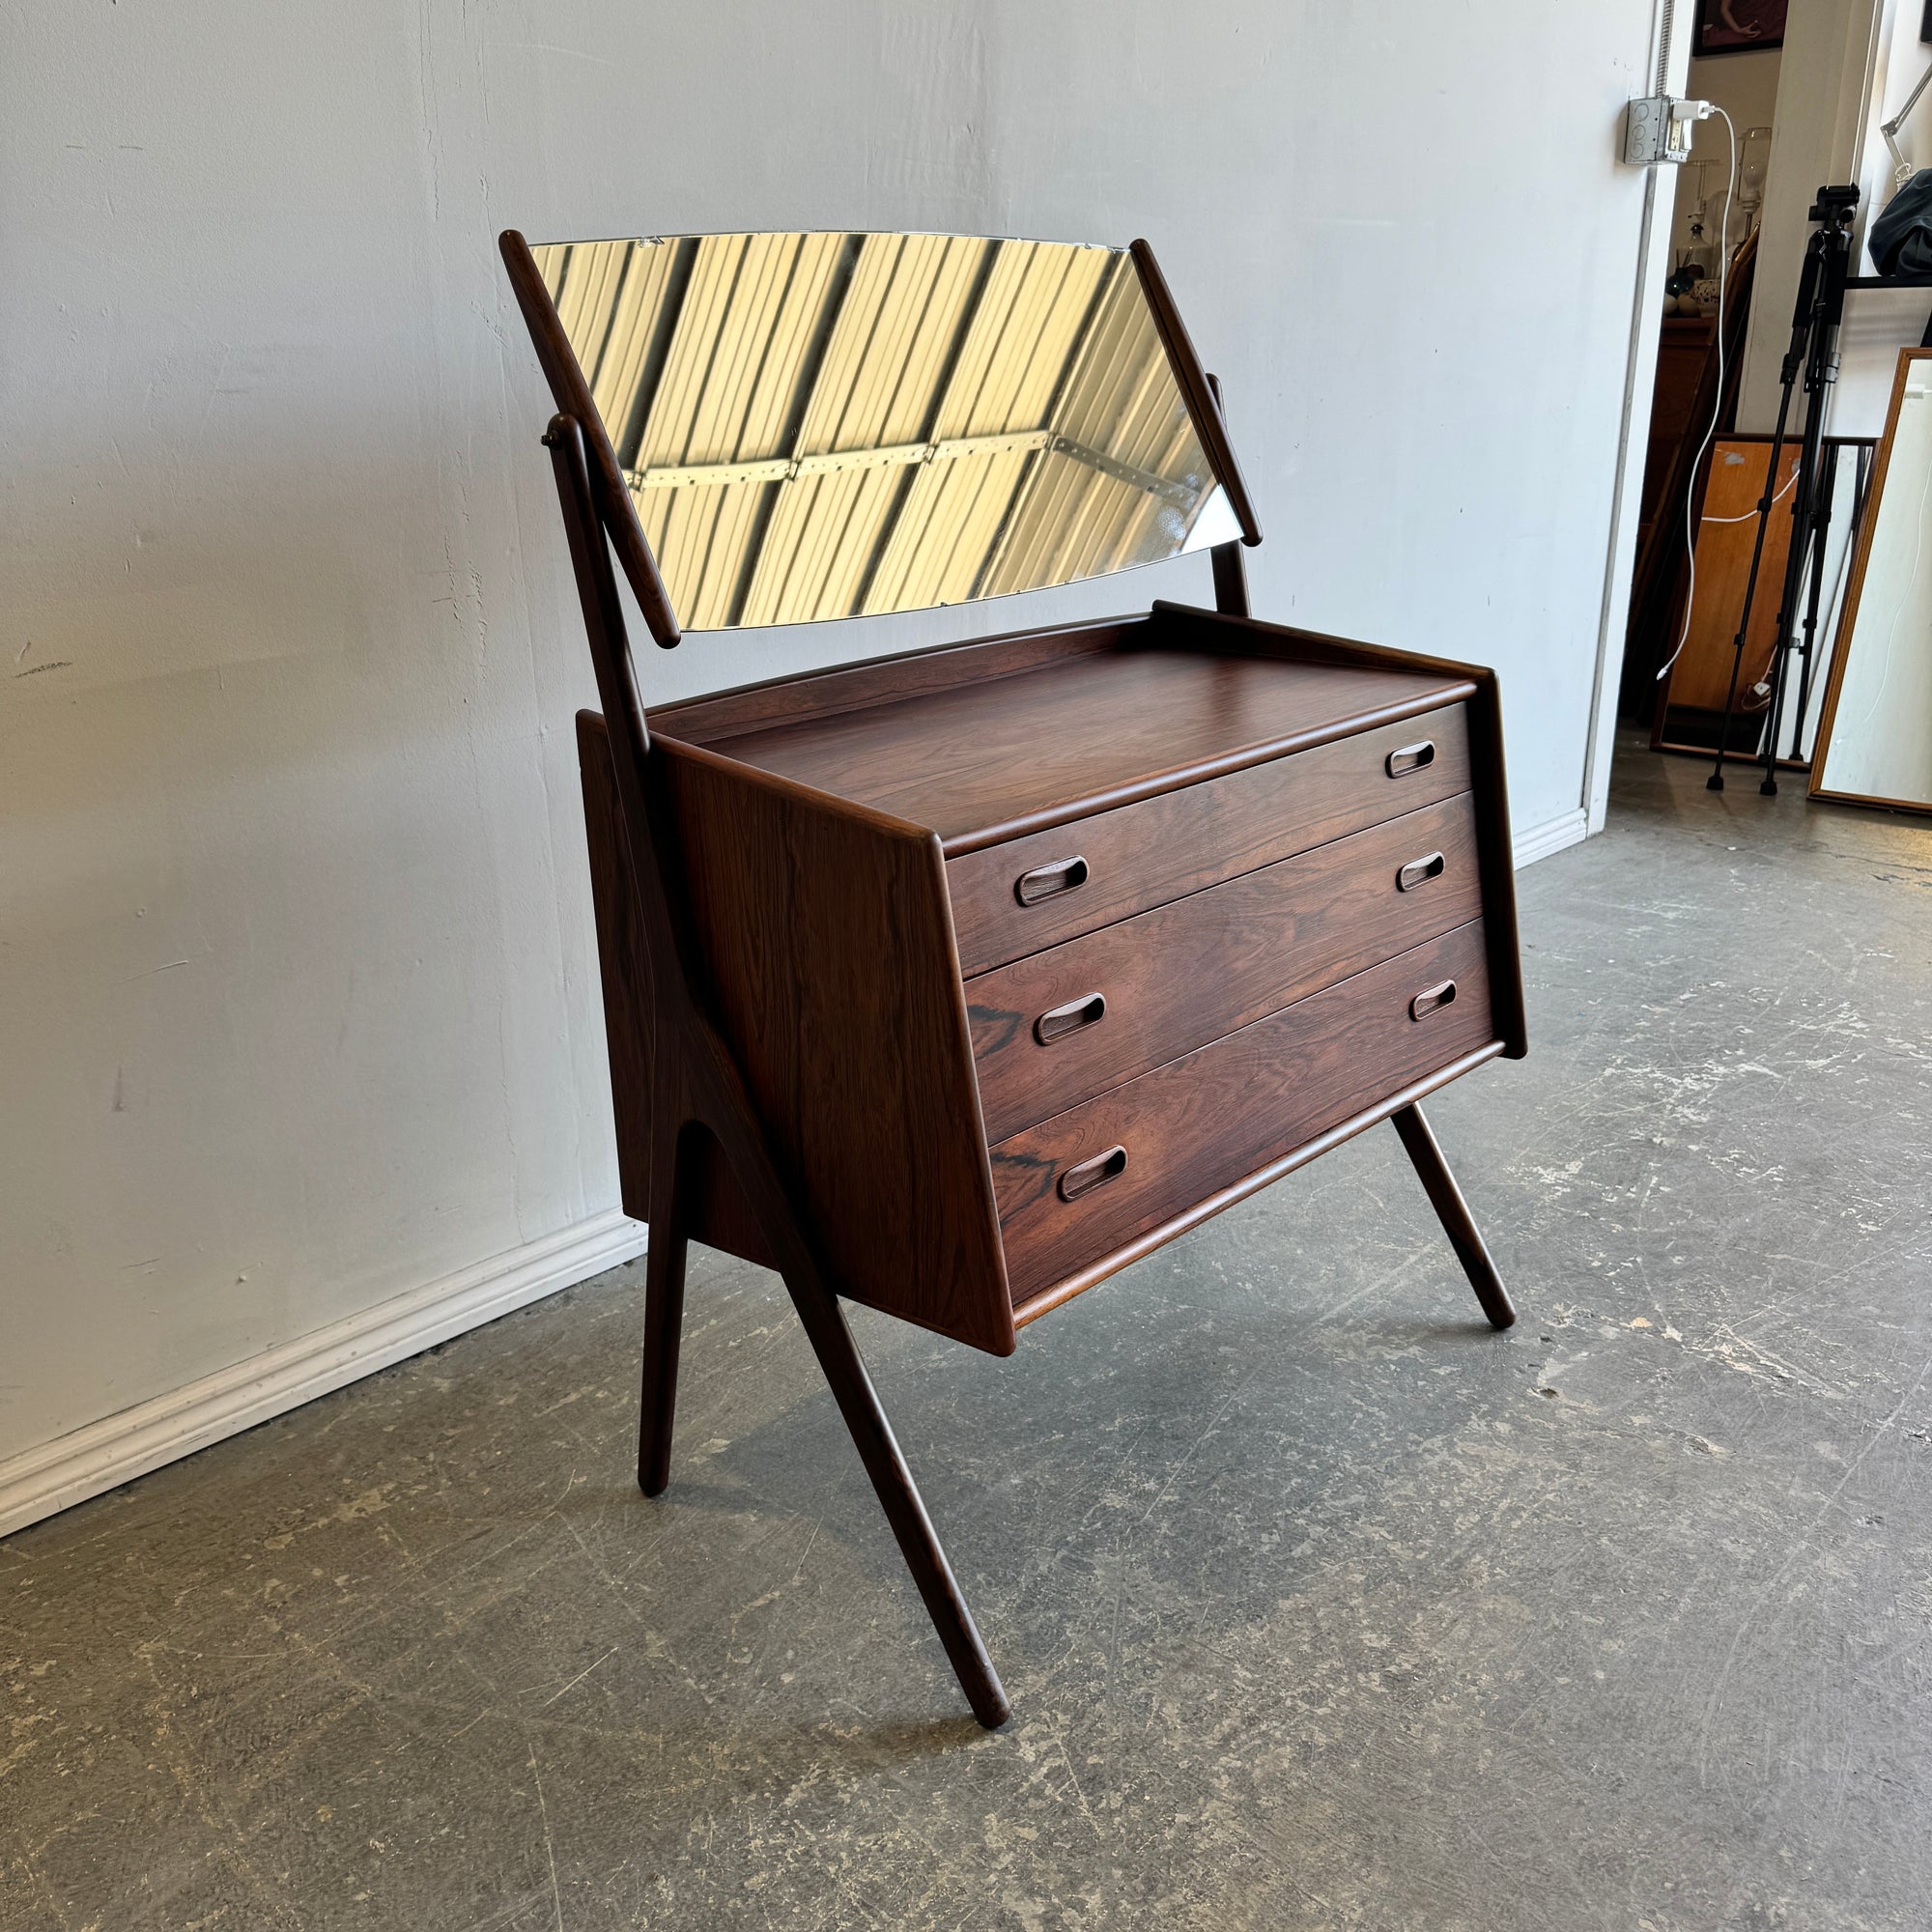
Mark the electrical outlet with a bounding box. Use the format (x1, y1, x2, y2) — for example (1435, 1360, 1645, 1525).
(1624, 95, 1709, 166)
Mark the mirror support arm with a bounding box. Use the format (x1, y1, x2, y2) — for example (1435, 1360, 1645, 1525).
(1130, 239, 1263, 547)
(1205, 373, 1251, 617)
(501, 228, 683, 647)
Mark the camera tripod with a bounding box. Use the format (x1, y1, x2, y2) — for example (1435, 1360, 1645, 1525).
(1709, 185, 1860, 794)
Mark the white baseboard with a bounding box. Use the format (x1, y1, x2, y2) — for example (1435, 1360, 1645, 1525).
(0, 1209, 648, 1542)
(1513, 807, 1590, 869)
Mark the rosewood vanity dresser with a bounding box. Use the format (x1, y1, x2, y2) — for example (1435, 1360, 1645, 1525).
(500, 227, 1525, 1727)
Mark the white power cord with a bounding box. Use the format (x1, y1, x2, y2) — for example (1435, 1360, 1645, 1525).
(1701, 465, 1798, 523)
(1658, 104, 1740, 682)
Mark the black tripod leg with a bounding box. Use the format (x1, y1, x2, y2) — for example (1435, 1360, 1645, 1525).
(1390, 1104, 1516, 1331)
(1787, 441, 1838, 763)
(1763, 212, 1854, 791)
(1712, 229, 1822, 793)
(782, 1267, 1010, 1728)
(1758, 455, 1815, 798)
(1709, 407, 1793, 791)
(1759, 431, 1816, 796)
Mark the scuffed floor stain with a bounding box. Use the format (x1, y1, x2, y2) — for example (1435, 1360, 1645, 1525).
(2, 738, 1930, 1930)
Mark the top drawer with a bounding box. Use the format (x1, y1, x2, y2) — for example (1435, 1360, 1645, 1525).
(945, 704, 1470, 976)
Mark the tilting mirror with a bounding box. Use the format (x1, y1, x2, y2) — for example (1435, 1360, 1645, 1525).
(529, 231, 1246, 630)
(1813, 349, 1932, 814)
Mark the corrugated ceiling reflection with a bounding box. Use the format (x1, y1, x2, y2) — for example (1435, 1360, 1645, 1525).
(533, 233, 1219, 630)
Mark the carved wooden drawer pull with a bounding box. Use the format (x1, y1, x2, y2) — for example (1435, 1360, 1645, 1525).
(1397, 850, 1447, 892)
(1409, 979, 1458, 1021)
(1386, 740, 1435, 778)
(1015, 855, 1090, 905)
(1034, 992, 1107, 1046)
(1058, 1145, 1127, 1202)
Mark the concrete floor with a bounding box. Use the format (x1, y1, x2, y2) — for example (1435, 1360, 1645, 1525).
(5, 737, 1931, 1931)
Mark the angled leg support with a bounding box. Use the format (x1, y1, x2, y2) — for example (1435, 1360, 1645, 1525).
(637, 1114, 695, 1498)
(637, 1060, 1009, 1727)
(540, 408, 1006, 1725)
(781, 1268, 1010, 1728)
(1390, 1102, 1517, 1330)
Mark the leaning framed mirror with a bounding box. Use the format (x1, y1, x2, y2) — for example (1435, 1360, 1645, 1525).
(1811, 347, 1932, 815)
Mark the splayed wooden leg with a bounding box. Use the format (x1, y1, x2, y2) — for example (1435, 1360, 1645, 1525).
(1390, 1101, 1517, 1330)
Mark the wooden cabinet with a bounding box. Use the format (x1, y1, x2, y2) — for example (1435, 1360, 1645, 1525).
(504, 224, 1526, 1729)
(582, 611, 1524, 1360)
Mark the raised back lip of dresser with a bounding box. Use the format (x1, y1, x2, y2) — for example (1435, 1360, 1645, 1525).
(646, 607, 1479, 854)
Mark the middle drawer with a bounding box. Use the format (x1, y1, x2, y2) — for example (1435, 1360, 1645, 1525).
(965, 791, 1481, 1142)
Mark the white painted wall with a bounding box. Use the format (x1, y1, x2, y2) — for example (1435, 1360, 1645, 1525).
(1736, 0, 1887, 431)
(1, 0, 1662, 1531)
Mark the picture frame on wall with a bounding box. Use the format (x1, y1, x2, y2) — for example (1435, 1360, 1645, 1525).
(1694, 0, 1787, 55)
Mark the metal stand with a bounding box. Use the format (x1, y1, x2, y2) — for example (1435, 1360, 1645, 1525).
(1758, 437, 1840, 773)
(1709, 185, 1859, 796)
(1771, 439, 1877, 766)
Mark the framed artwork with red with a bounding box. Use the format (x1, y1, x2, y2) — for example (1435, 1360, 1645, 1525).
(1694, 0, 1787, 55)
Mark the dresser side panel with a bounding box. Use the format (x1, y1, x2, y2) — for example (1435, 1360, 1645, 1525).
(659, 742, 1014, 1354)
(577, 714, 772, 1266)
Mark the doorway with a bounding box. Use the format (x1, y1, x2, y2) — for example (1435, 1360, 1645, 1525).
(1607, 0, 1930, 796)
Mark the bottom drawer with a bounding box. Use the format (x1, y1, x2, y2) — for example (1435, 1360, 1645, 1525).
(990, 920, 1496, 1305)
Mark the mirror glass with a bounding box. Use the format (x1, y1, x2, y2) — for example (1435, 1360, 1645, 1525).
(530, 232, 1239, 630)
(1815, 352, 1932, 813)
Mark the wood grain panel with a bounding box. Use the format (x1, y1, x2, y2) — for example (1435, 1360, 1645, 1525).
(576, 714, 771, 1265)
(675, 646, 1468, 849)
(1639, 319, 1718, 528)
(578, 713, 654, 1215)
(656, 739, 1013, 1353)
(990, 922, 1495, 1303)
(1009, 1043, 1505, 1329)
(653, 616, 1133, 744)
(1151, 602, 1526, 1061)
(948, 706, 1471, 975)
(967, 793, 1481, 1141)
(1660, 437, 1802, 714)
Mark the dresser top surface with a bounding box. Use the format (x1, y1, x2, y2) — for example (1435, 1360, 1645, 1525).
(663, 645, 1470, 847)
